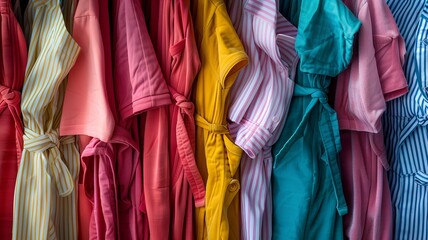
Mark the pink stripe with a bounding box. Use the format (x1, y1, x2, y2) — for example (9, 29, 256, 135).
(246, 1, 276, 23)
(227, 1, 299, 238)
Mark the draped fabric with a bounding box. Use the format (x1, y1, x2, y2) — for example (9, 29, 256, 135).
(0, 1, 27, 238)
(336, 0, 407, 239)
(1, 1, 425, 240)
(190, 0, 248, 239)
(111, 0, 171, 238)
(385, 1, 428, 239)
(226, 0, 298, 239)
(12, 0, 80, 239)
(272, 0, 360, 239)
(143, 0, 203, 239)
(62, 0, 117, 239)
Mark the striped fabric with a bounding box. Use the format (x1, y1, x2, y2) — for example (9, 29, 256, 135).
(12, 0, 80, 239)
(335, 0, 408, 239)
(384, 0, 428, 239)
(226, 0, 298, 239)
(57, 7, 79, 237)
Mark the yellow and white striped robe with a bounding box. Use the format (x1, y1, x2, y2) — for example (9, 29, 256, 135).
(12, 0, 80, 239)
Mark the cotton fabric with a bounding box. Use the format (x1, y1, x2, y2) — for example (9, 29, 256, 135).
(62, 0, 117, 238)
(0, 1, 27, 238)
(226, 0, 298, 239)
(272, 0, 360, 239)
(143, 0, 204, 239)
(12, 0, 80, 239)
(60, 0, 116, 143)
(190, 0, 248, 239)
(63, 0, 170, 239)
(113, 0, 172, 239)
(335, 0, 408, 239)
(111, 0, 171, 238)
(384, 1, 428, 239)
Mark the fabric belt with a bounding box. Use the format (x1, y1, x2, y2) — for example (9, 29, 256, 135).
(80, 125, 139, 204)
(195, 114, 229, 134)
(24, 128, 75, 197)
(169, 86, 206, 207)
(80, 136, 118, 240)
(112, 125, 140, 210)
(273, 83, 348, 216)
(0, 84, 24, 162)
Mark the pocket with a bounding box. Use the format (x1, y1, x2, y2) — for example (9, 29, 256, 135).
(222, 134, 241, 211)
(415, 14, 428, 98)
(223, 134, 243, 177)
(414, 171, 428, 186)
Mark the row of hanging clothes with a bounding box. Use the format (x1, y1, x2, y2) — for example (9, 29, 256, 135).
(0, 0, 427, 239)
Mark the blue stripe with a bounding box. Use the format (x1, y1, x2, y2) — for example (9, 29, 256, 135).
(385, 1, 428, 239)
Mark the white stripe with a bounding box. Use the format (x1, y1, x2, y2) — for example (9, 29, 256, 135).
(385, 1, 428, 238)
(13, 1, 80, 239)
(227, 0, 298, 239)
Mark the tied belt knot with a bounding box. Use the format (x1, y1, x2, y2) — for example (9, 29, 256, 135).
(24, 129, 62, 152)
(0, 84, 24, 156)
(396, 112, 428, 159)
(0, 84, 20, 106)
(169, 86, 194, 113)
(310, 90, 328, 104)
(274, 83, 347, 216)
(24, 128, 75, 197)
(168, 86, 206, 207)
(0, 84, 21, 116)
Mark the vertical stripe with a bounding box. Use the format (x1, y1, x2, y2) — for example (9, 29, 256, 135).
(385, 1, 428, 239)
(12, 0, 80, 240)
(226, 0, 299, 239)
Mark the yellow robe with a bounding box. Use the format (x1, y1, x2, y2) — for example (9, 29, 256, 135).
(191, 0, 248, 239)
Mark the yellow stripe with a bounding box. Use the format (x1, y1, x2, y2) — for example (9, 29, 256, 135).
(13, 0, 80, 239)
